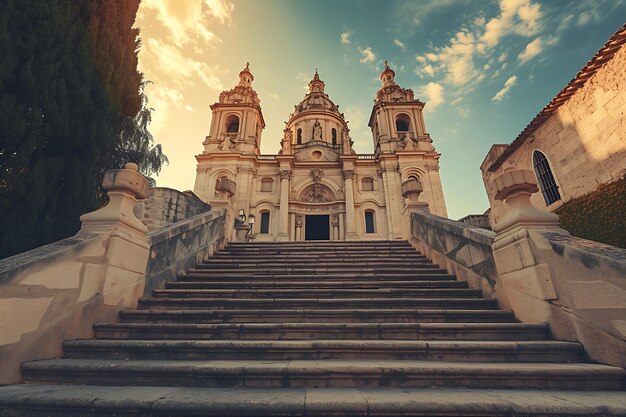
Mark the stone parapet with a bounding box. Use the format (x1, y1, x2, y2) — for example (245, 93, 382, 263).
(134, 187, 211, 231)
(144, 209, 228, 296)
(410, 211, 500, 300)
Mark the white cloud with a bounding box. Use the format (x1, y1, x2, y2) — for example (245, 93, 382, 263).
(480, 0, 543, 49)
(184, 105, 194, 111)
(416, 56, 427, 64)
(423, 64, 435, 77)
(340, 32, 351, 44)
(140, 0, 233, 47)
(359, 47, 376, 64)
(144, 83, 185, 133)
(451, 97, 463, 105)
(394, 39, 406, 50)
(344, 105, 372, 152)
(518, 37, 542, 63)
(267, 92, 279, 100)
(498, 51, 508, 62)
(492, 75, 518, 101)
(419, 82, 445, 110)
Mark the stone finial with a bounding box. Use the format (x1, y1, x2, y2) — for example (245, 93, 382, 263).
(402, 178, 429, 212)
(491, 168, 560, 233)
(80, 163, 151, 234)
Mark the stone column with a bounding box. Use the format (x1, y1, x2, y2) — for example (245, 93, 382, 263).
(277, 169, 292, 241)
(331, 214, 340, 241)
(342, 169, 358, 240)
(295, 214, 303, 241)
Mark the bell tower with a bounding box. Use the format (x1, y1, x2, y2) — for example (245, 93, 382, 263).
(202, 63, 265, 155)
(368, 61, 435, 155)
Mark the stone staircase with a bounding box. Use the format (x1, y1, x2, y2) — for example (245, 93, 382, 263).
(1, 240, 625, 416)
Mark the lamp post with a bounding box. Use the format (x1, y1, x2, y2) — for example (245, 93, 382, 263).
(247, 214, 256, 242)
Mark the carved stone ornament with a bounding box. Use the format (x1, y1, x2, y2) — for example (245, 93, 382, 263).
(310, 169, 324, 183)
(295, 214, 303, 227)
(279, 170, 293, 180)
(302, 183, 332, 203)
(331, 214, 339, 227)
(342, 169, 355, 180)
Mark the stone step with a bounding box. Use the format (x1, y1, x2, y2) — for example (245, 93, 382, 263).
(200, 259, 431, 267)
(151, 288, 483, 299)
(180, 272, 456, 281)
(61, 340, 582, 362)
(191, 266, 444, 274)
(120, 308, 518, 324)
(226, 240, 413, 248)
(20, 359, 626, 390)
(93, 322, 549, 341)
(137, 297, 499, 310)
(2, 385, 626, 416)
(211, 253, 426, 260)
(165, 279, 470, 289)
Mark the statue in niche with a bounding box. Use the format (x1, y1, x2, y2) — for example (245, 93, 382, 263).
(303, 184, 331, 203)
(280, 129, 292, 155)
(313, 120, 322, 141)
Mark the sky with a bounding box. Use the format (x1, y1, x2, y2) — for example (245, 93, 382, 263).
(135, 0, 626, 220)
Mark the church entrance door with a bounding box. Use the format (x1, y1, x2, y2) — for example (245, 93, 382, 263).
(305, 215, 330, 240)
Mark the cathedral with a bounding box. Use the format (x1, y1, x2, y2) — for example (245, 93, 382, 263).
(193, 62, 448, 241)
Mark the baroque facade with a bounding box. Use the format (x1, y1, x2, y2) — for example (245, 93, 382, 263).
(193, 62, 447, 241)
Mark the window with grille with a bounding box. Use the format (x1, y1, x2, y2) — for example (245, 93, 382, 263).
(260, 211, 270, 234)
(364, 211, 375, 233)
(532, 151, 561, 205)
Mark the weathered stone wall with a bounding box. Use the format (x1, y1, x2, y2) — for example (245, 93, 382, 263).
(144, 209, 228, 295)
(0, 232, 146, 384)
(458, 214, 491, 230)
(135, 187, 211, 231)
(410, 212, 503, 302)
(483, 45, 626, 226)
(494, 229, 626, 367)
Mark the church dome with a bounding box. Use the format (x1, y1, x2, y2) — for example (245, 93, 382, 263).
(289, 71, 345, 120)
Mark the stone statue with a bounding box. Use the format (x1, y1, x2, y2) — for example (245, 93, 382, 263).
(310, 168, 323, 183)
(281, 129, 292, 154)
(313, 120, 322, 141)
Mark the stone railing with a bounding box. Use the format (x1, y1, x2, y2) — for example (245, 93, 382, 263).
(410, 211, 499, 298)
(0, 163, 230, 384)
(144, 209, 227, 295)
(410, 168, 626, 368)
(458, 214, 492, 230)
(135, 187, 211, 231)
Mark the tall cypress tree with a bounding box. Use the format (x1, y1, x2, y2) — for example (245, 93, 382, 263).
(0, 0, 166, 259)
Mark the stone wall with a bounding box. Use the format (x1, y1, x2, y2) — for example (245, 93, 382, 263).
(410, 211, 502, 302)
(144, 209, 228, 295)
(458, 214, 491, 230)
(135, 187, 211, 231)
(482, 44, 626, 225)
(0, 231, 146, 384)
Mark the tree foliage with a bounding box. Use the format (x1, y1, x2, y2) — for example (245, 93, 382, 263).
(0, 0, 167, 258)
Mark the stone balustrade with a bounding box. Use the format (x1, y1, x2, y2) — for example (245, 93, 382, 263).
(0, 163, 229, 384)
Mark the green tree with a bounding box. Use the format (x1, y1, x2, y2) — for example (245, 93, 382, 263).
(0, 0, 166, 259)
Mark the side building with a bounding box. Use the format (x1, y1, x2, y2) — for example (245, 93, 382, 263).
(481, 25, 626, 231)
(193, 62, 448, 241)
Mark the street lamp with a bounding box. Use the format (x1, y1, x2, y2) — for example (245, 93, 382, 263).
(238, 209, 246, 224)
(247, 214, 255, 241)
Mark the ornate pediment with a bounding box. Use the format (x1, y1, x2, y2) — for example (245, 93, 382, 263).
(375, 83, 415, 104)
(294, 142, 340, 162)
(300, 183, 335, 203)
(219, 85, 260, 106)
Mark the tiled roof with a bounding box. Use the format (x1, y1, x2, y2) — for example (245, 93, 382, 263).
(488, 23, 626, 172)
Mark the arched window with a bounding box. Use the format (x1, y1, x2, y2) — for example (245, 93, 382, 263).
(364, 210, 375, 233)
(395, 113, 411, 132)
(260, 178, 273, 192)
(332, 128, 337, 145)
(225, 115, 239, 133)
(297, 128, 302, 145)
(215, 175, 228, 190)
(259, 211, 270, 234)
(362, 177, 374, 191)
(533, 150, 561, 205)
